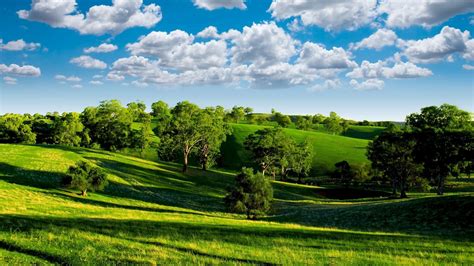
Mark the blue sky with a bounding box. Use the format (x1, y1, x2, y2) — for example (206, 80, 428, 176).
(0, 0, 473, 121)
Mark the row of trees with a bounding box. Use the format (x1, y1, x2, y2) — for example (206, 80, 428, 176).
(368, 104, 473, 197)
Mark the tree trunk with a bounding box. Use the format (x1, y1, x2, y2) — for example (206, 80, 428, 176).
(437, 176, 445, 195)
(201, 144, 209, 171)
(81, 189, 87, 197)
(391, 177, 397, 197)
(183, 151, 189, 173)
(399, 177, 407, 198)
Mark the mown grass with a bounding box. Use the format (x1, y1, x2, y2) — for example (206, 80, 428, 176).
(221, 123, 370, 175)
(0, 144, 473, 265)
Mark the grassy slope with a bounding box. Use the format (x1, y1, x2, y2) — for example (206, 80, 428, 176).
(343, 125, 386, 140)
(0, 144, 473, 265)
(221, 123, 370, 175)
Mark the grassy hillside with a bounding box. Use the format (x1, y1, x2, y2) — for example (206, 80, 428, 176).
(0, 144, 473, 264)
(221, 123, 370, 175)
(343, 125, 386, 140)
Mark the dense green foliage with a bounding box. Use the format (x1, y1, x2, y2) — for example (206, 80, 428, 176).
(63, 161, 108, 196)
(225, 168, 273, 219)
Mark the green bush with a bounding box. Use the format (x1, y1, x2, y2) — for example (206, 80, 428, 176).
(63, 161, 108, 196)
(224, 168, 273, 219)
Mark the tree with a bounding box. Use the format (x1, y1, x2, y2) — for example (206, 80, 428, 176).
(279, 139, 312, 182)
(367, 132, 422, 198)
(195, 106, 231, 170)
(0, 114, 36, 144)
(63, 161, 108, 196)
(406, 104, 473, 195)
(244, 127, 287, 177)
(224, 168, 273, 220)
(274, 112, 291, 128)
(51, 112, 84, 146)
(227, 106, 246, 123)
(312, 114, 325, 125)
(406, 104, 472, 132)
(332, 161, 354, 186)
(324, 112, 343, 135)
(151, 100, 171, 135)
(130, 113, 153, 157)
(295, 116, 312, 131)
(81, 100, 133, 151)
(127, 101, 147, 122)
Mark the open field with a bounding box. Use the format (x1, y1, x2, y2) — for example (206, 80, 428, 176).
(0, 144, 473, 265)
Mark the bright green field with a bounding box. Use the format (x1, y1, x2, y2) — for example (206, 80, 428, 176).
(0, 144, 473, 265)
(221, 123, 370, 175)
(343, 125, 386, 140)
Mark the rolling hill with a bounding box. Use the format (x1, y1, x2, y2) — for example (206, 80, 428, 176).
(0, 144, 473, 264)
(221, 123, 370, 175)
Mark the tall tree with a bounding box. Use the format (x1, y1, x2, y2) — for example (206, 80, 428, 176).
(0, 114, 36, 144)
(127, 101, 147, 122)
(196, 106, 231, 171)
(367, 131, 422, 198)
(274, 112, 291, 128)
(324, 112, 343, 135)
(406, 104, 473, 195)
(52, 112, 84, 146)
(151, 100, 172, 135)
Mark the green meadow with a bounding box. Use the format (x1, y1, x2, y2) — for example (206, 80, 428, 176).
(0, 144, 473, 265)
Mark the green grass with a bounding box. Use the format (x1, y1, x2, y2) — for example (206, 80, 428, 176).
(221, 123, 370, 175)
(0, 144, 473, 265)
(343, 125, 386, 140)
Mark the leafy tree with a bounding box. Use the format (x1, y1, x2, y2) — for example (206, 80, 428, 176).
(227, 106, 246, 123)
(195, 106, 231, 170)
(52, 112, 84, 146)
(406, 104, 473, 194)
(81, 100, 133, 151)
(224, 168, 273, 220)
(367, 132, 422, 198)
(63, 161, 108, 196)
(332, 161, 354, 186)
(151, 100, 172, 135)
(130, 113, 153, 156)
(280, 139, 312, 182)
(324, 112, 343, 135)
(0, 114, 36, 144)
(406, 104, 472, 131)
(244, 127, 286, 177)
(127, 101, 147, 122)
(295, 116, 312, 131)
(274, 112, 291, 128)
(312, 114, 325, 124)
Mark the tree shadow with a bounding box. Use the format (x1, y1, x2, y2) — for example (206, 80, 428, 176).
(0, 214, 467, 264)
(0, 162, 65, 189)
(0, 239, 67, 264)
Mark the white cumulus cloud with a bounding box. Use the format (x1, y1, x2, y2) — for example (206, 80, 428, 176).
(0, 39, 41, 51)
(351, 29, 399, 51)
(18, 0, 162, 35)
(0, 64, 41, 77)
(193, 0, 246, 10)
(3, 76, 18, 85)
(84, 43, 118, 53)
(350, 79, 385, 90)
(70, 55, 107, 69)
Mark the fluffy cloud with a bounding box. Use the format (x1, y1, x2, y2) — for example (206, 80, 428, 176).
(3, 76, 18, 85)
(196, 26, 220, 39)
(0, 39, 41, 51)
(379, 0, 474, 28)
(0, 64, 41, 77)
(351, 29, 399, 51)
(463, 39, 474, 61)
(18, 0, 162, 35)
(193, 0, 246, 10)
(127, 30, 227, 70)
(308, 79, 341, 92)
(297, 42, 357, 69)
(55, 74, 81, 82)
(70, 55, 107, 69)
(229, 22, 298, 67)
(350, 79, 385, 90)
(347, 60, 432, 79)
(268, 0, 378, 31)
(462, 64, 474, 70)
(400, 26, 471, 63)
(90, 80, 104, 85)
(84, 43, 118, 53)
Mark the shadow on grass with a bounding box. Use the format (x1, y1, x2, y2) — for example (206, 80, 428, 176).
(0, 214, 457, 264)
(0, 240, 67, 264)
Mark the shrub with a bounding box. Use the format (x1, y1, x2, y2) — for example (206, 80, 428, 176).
(63, 161, 108, 196)
(224, 168, 273, 219)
